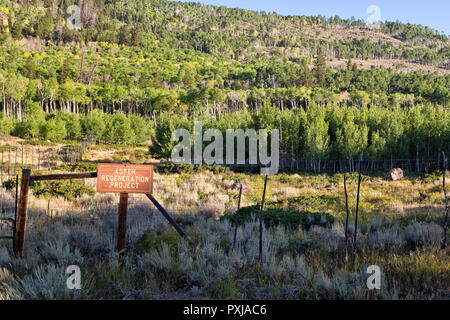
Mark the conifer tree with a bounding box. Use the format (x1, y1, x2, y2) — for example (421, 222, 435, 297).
(313, 49, 327, 88)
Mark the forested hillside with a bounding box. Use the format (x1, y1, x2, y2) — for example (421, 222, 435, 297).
(0, 0, 449, 163)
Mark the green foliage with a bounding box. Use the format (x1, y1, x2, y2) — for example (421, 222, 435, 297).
(129, 114, 150, 144)
(62, 113, 83, 140)
(13, 103, 45, 138)
(0, 0, 448, 163)
(419, 171, 443, 183)
(80, 110, 106, 141)
(149, 103, 450, 163)
(0, 115, 14, 135)
(0, 0, 448, 122)
(31, 179, 95, 201)
(103, 111, 135, 144)
(313, 49, 327, 88)
(136, 228, 181, 256)
(38, 115, 67, 141)
(68, 162, 98, 173)
(150, 113, 192, 159)
(156, 163, 229, 174)
(304, 105, 330, 161)
(223, 205, 334, 230)
(2, 177, 17, 191)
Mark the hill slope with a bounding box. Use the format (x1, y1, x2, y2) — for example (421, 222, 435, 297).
(0, 0, 449, 122)
(2, 0, 449, 72)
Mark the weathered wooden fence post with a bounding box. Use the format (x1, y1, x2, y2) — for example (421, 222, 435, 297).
(117, 193, 129, 255)
(13, 174, 19, 253)
(14, 169, 31, 257)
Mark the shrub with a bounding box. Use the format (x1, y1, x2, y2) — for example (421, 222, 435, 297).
(208, 276, 242, 299)
(0, 268, 22, 300)
(403, 222, 442, 248)
(40, 240, 84, 265)
(68, 162, 98, 172)
(38, 114, 67, 141)
(13, 103, 45, 138)
(222, 205, 334, 230)
(0, 116, 14, 135)
(419, 171, 442, 183)
(136, 228, 181, 255)
(139, 242, 172, 273)
(156, 163, 229, 174)
(2, 177, 18, 191)
(80, 109, 106, 140)
(149, 113, 192, 159)
(61, 113, 83, 140)
(19, 264, 75, 300)
(103, 111, 135, 144)
(32, 179, 95, 202)
(129, 114, 151, 143)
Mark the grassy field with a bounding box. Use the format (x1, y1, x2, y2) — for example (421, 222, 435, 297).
(0, 150, 449, 300)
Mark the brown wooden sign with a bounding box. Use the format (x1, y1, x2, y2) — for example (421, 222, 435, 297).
(97, 163, 153, 194)
(15, 166, 196, 260)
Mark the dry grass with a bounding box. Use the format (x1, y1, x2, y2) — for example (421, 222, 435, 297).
(0, 168, 448, 300)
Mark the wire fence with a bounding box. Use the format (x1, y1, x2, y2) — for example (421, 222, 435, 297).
(277, 157, 450, 173)
(0, 134, 448, 233)
(0, 138, 94, 185)
(226, 157, 449, 174)
(0, 137, 96, 233)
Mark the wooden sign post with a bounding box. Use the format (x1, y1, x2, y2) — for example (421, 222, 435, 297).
(14, 163, 195, 258)
(117, 193, 128, 255)
(97, 164, 154, 255)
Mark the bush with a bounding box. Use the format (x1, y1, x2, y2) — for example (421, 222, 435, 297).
(80, 110, 106, 140)
(68, 162, 98, 172)
(222, 205, 334, 230)
(2, 177, 18, 191)
(0, 116, 14, 135)
(136, 228, 181, 256)
(129, 114, 151, 143)
(13, 103, 45, 138)
(403, 222, 442, 248)
(61, 113, 83, 140)
(31, 179, 95, 202)
(103, 111, 135, 144)
(149, 113, 192, 159)
(420, 171, 442, 183)
(38, 115, 67, 141)
(156, 163, 229, 174)
(19, 264, 78, 299)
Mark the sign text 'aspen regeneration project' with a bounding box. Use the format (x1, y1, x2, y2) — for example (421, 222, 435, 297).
(97, 163, 153, 194)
